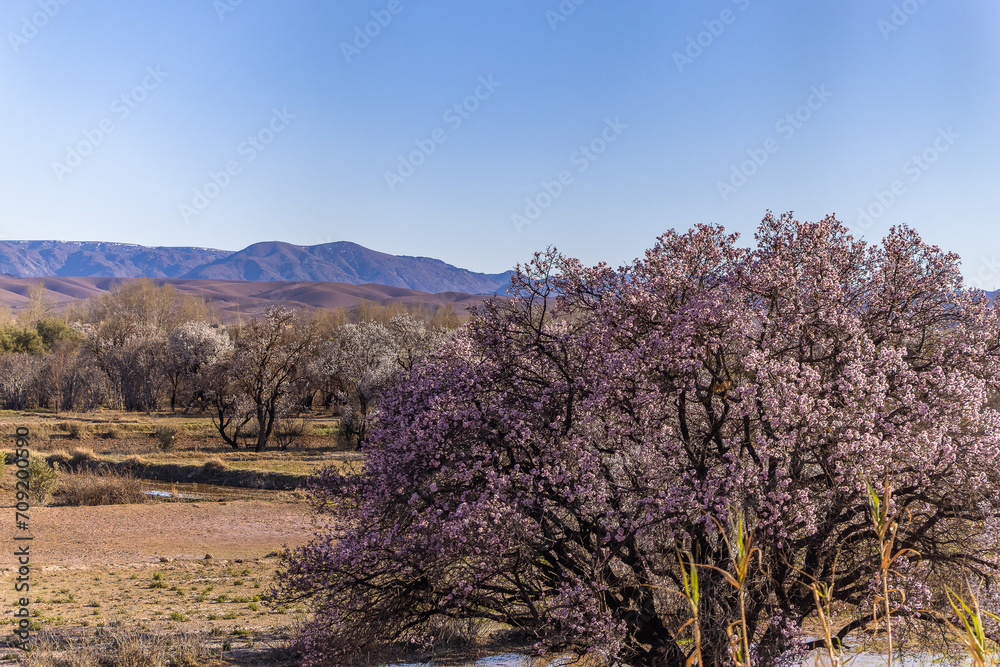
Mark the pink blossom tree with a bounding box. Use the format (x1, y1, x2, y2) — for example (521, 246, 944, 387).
(276, 213, 1000, 666)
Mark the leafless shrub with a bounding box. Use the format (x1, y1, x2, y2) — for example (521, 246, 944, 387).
(18, 630, 100, 667)
(19, 623, 213, 666)
(53, 467, 147, 506)
(122, 455, 144, 469)
(97, 625, 169, 667)
(272, 418, 307, 451)
(202, 457, 226, 474)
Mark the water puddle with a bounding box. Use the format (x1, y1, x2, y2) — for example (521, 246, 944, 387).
(387, 656, 548, 667)
(387, 650, 946, 667)
(144, 489, 203, 499)
(140, 480, 277, 501)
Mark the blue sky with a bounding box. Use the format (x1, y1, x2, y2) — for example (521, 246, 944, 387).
(2, 1, 998, 287)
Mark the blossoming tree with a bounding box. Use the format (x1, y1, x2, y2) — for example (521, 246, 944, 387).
(277, 213, 1000, 666)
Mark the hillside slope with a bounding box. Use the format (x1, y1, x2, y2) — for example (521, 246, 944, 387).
(0, 240, 512, 294)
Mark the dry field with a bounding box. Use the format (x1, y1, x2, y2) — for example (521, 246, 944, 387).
(0, 409, 352, 666)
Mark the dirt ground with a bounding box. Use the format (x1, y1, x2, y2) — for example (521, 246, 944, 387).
(0, 497, 321, 665)
(3, 499, 317, 565)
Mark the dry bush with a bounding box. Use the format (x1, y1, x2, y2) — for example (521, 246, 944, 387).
(273, 418, 307, 451)
(160, 631, 211, 666)
(46, 448, 97, 473)
(70, 447, 97, 467)
(201, 457, 226, 474)
(154, 426, 178, 451)
(102, 625, 210, 667)
(18, 624, 213, 667)
(46, 449, 70, 467)
(18, 631, 100, 667)
(53, 468, 146, 507)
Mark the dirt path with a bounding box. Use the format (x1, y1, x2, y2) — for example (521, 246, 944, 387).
(2, 499, 320, 566)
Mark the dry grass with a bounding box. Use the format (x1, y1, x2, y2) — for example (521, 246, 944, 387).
(0, 556, 304, 665)
(17, 623, 216, 667)
(52, 469, 147, 507)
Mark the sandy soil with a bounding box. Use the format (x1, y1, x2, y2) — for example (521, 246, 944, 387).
(2, 499, 319, 567)
(0, 498, 321, 665)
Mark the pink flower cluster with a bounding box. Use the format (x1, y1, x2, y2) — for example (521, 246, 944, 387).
(275, 213, 1000, 666)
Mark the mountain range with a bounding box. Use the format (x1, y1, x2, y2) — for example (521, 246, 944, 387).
(0, 240, 513, 295)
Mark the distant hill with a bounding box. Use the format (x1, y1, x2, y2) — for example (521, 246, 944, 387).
(180, 241, 513, 294)
(0, 276, 493, 320)
(0, 240, 513, 295)
(0, 241, 230, 280)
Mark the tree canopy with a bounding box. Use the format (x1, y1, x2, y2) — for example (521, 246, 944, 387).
(277, 213, 1000, 666)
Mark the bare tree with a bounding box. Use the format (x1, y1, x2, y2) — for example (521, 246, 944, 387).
(203, 307, 316, 451)
(0, 353, 45, 409)
(17, 282, 54, 327)
(82, 323, 167, 412)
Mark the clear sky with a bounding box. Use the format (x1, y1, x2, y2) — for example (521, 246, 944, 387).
(2, 1, 998, 286)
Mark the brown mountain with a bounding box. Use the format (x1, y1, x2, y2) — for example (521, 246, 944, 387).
(0, 277, 492, 319)
(0, 240, 512, 295)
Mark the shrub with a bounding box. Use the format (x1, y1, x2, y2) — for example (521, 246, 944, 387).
(272, 418, 307, 451)
(69, 447, 96, 468)
(201, 457, 226, 474)
(67, 422, 84, 440)
(27, 456, 59, 505)
(52, 468, 146, 506)
(155, 426, 178, 451)
(104, 425, 121, 440)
